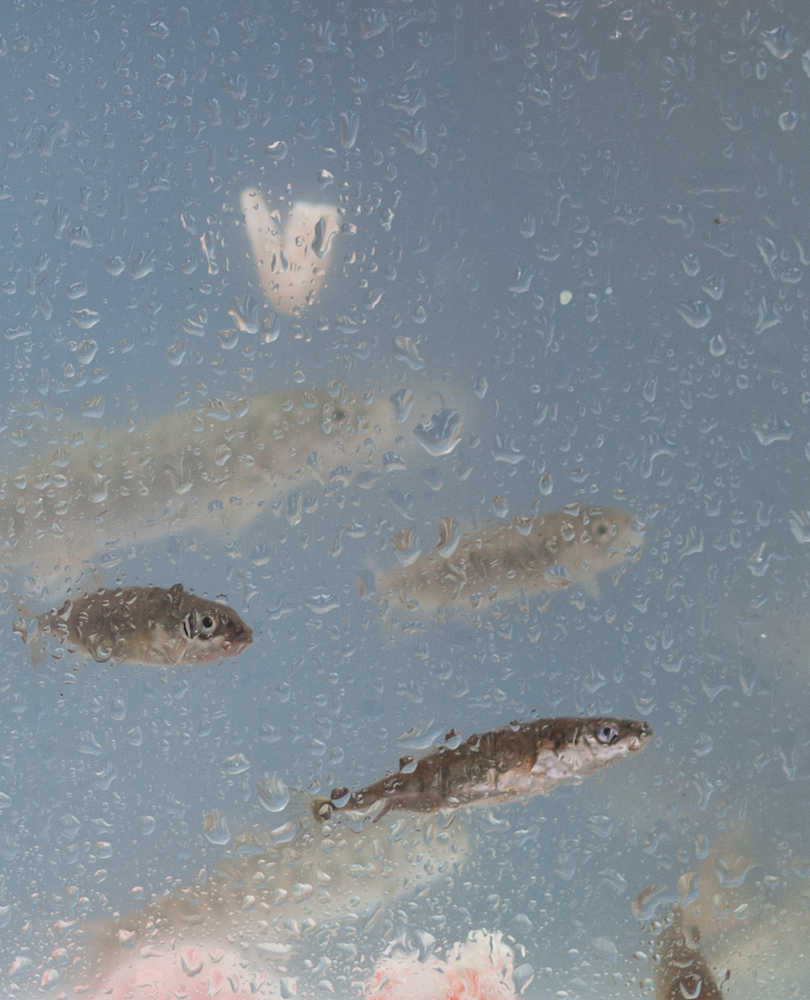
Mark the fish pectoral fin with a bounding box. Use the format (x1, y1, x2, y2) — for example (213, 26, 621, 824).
(371, 799, 393, 823)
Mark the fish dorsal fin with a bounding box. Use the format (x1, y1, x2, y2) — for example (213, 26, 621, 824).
(444, 728, 458, 743)
(398, 755, 414, 770)
(169, 583, 186, 603)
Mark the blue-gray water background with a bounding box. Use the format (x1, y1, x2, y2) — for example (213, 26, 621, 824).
(1, 2, 809, 997)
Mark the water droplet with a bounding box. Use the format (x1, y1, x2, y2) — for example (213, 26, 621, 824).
(257, 774, 290, 813)
(517, 210, 537, 240)
(266, 140, 288, 162)
(305, 592, 340, 615)
(679, 974, 704, 999)
(472, 375, 488, 399)
(40, 968, 59, 988)
(559, 289, 573, 305)
(802, 49, 810, 77)
(262, 311, 280, 344)
(140, 815, 156, 835)
(708, 333, 726, 357)
(389, 388, 414, 423)
(393, 528, 422, 566)
(179, 946, 204, 977)
(642, 376, 657, 403)
(752, 419, 792, 446)
(760, 25, 794, 60)
(538, 472, 553, 496)
(202, 811, 231, 846)
(492, 496, 509, 519)
(130, 251, 155, 280)
(681, 252, 700, 277)
(675, 300, 711, 329)
(393, 336, 425, 371)
(222, 753, 251, 776)
(413, 408, 463, 456)
(339, 111, 359, 149)
(76, 339, 98, 365)
(788, 510, 810, 544)
(9, 956, 32, 977)
(701, 274, 724, 301)
(81, 396, 105, 419)
(778, 110, 798, 131)
(436, 516, 459, 558)
(72, 307, 100, 329)
(66, 280, 87, 300)
(508, 266, 533, 294)
(360, 9, 389, 38)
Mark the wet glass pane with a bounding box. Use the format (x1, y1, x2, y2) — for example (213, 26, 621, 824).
(1, 2, 806, 998)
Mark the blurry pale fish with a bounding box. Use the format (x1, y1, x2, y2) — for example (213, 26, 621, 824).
(653, 907, 726, 1000)
(373, 503, 644, 617)
(0, 385, 399, 584)
(15, 582, 252, 667)
(72, 790, 469, 996)
(240, 189, 340, 315)
(313, 715, 653, 822)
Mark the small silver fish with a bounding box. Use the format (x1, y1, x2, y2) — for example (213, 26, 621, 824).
(17, 582, 252, 667)
(314, 715, 652, 821)
(373, 504, 644, 617)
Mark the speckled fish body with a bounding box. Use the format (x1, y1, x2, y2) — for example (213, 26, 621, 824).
(0, 385, 396, 581)
(27, 582, 252, 667)
(315, 716, 652, 821)
(375, 504, 644, 615)
(655, 909, 725, 1000)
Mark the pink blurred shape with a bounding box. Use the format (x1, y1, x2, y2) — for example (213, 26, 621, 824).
(365, 930, 516, 1000)
(81, 942, 283, 1000)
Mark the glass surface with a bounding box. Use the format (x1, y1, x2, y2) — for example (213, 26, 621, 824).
(1, 2, 807, 998)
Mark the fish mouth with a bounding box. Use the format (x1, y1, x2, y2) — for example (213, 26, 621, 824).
(227, 626, 253, 653)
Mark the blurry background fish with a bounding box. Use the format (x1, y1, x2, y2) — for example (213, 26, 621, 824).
(370, 504, 645, 621)
(0, 380, 475, 592)
(64, 788, 470, 999)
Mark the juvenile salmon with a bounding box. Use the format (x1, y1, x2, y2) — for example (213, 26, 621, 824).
(314, 715, 652, 821)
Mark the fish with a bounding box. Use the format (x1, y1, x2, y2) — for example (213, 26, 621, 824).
(372, 504, 644, 617)
(71, 790, 470, 996)
(0, 385, 399, 583)
(313, 715, 653, 822)
(16, 582, 252, 667)
(654, 907, 726, 1000)
(240, 190, 340, 315)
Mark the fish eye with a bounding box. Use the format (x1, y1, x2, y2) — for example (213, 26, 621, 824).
(596, 723, 620, 745)
(195, 612, 218, 640)
(334, 407, 347, 421)
(596, 523, 609, 536)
